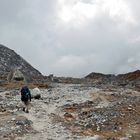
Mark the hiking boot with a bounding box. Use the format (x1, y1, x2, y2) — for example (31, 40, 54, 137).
(23, 107, 25, 112)
(26, 110, 29, 113)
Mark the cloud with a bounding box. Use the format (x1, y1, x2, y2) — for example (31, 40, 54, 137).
(0, 0, 140, 77)
(58, 0, 136, 27)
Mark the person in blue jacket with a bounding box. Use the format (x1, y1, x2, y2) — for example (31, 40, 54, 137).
(21, 86, 31, 113)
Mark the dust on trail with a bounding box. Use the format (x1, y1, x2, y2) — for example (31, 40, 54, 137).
(16, 84, 99, 140)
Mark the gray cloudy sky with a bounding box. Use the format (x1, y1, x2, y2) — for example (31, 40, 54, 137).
(0, 0, 140, 77)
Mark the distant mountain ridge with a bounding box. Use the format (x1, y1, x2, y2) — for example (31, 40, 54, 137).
(85, 70, 140, 81)
(0, 44, 42, 81)
(85, 72, 115, 79)
(117, 70, 140, 81)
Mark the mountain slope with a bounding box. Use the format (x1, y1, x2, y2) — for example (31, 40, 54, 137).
(0, 44, 42, 81)
(117, 70, 140, 81)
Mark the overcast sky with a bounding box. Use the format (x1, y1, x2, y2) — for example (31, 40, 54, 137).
(0, 0, 140, 77)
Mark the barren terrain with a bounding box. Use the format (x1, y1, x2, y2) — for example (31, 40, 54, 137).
(0, 83, 140, 140)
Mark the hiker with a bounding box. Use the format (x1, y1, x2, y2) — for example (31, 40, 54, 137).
(21, 86, 31, 113)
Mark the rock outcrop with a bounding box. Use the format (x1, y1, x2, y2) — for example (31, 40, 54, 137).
(7, 69, 25, 82)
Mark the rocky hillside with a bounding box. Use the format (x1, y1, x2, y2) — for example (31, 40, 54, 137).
(85, 70, 140, 81)
(85, 72, 115, 82)
(117, 70, 140, 81)
(85, 72, 114, 79)
(0, 44, 42, 81)
(85, 70, 140, 87)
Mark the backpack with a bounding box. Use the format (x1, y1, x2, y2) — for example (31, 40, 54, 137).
(21, 86, 30, 102)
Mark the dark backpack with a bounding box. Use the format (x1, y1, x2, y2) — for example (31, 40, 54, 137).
(21, 86, 30, 102)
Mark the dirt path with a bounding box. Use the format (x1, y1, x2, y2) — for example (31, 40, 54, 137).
(16, 84, 99, 140)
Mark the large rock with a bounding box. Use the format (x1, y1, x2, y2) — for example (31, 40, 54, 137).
(31, 87, 41, 99)
(7, 69, 26, 82)
(12, 69, 25, 81)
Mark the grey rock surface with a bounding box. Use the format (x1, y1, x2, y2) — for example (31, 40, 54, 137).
(0, 44, 42, 82)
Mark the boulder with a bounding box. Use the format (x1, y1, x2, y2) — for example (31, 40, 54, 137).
(31, 87, 41, 99)
(7, 69, 26, 82)
(13, 69, 25, 81)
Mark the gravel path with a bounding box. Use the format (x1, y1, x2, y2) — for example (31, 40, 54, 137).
(16, 84, 100, 140)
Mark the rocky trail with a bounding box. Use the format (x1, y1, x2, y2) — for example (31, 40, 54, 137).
(0, 83, 140, 140)
(19, 84, 98, 140)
